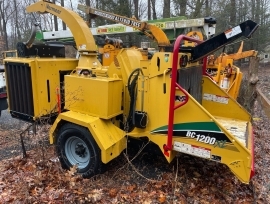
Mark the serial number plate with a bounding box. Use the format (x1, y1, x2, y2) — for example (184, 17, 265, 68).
(173, 141, 211, 159)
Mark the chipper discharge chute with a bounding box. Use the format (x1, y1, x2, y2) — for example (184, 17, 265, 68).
(4, 0, 257, 184)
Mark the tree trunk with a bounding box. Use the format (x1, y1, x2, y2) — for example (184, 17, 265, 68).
(0, 2, 8, 50)
(179, 0, 187, 16)
(2, 20, 8, 50)
(163, 0, 170, 18)
(86, 0, 90, 27)
(61, 0, 66, 30)
(13, 0, 22, 41)
(53, 0, 58, 31)
(237, 57, 259, 113)
(229, 0, 236, 53)
(69, 0, 74, 10)
(151, 0, 157, 19)
(230, 0, 236, 24)
(148, 0, 151, 20)
(133, 0, 139, 19)
(253, 0, 260, 50)
(205, 0, 210, 16)
(191, 0, 204, 18)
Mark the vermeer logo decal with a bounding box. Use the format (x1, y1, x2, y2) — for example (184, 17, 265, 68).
(93, 10, 141, 28)
(46, 4, 61, 14)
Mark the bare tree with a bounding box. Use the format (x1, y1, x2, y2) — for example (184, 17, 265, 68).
(61, 0, 66, 30)
(133, 0, 139, 19)
(188, 0, 205, 18)
(68, 0, 75, 10)
(163, 0, 170, 18)
(172, 0, 187, 16)
(179, 0, 187, 16)
(205, 0, 210, 16)
(230, 0, 236, 25)
(52, 0, 58, 31)
(13, 0, 22, 41)
(85, 0, 91, 26)
(148, 0, 151, 20)
(0, 0, 13, 50)
(150, 0, 157, 19)
(229, 0, 236, 53)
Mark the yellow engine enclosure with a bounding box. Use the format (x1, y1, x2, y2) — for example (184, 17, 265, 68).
(4, 58, 78, 120)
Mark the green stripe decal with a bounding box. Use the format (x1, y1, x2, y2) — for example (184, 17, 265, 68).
(151, 122, 221, 133)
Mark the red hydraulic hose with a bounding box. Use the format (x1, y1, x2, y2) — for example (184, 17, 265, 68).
(56, 87, 61, 114)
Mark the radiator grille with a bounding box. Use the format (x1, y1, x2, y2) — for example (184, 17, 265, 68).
(5, 62, 34, 117)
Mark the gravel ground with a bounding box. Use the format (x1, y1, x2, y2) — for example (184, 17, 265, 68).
(257, 66, 270, 99)
(0, 109, 35, 160)
(0, 109, 25, 129)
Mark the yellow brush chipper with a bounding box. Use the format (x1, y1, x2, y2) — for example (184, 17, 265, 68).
(4, 1, 258, 184)
(77, 4, 216, 63)
(206, 41, 258, 99)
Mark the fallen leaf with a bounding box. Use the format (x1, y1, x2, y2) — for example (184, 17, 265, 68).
(159, 193, 166, 203)
(109, 188, 118, 198)
(127, 183, 137, 191)
(193, 171, 201, 177)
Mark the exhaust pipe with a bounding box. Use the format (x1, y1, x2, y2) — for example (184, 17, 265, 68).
(25, 22, 40, 49)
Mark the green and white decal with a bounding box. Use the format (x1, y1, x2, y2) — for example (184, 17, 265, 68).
(151, 122, 232, 147)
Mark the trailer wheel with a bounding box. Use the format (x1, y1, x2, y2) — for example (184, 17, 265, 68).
(56, 123, 103, 178)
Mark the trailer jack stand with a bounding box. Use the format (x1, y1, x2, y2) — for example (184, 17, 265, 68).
(20, 131, 27, 158)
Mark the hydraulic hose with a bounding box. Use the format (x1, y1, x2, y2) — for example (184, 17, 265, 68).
(126, 68, 143, 132)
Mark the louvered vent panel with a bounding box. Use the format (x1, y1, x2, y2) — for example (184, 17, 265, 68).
(5, 63, 34, 116)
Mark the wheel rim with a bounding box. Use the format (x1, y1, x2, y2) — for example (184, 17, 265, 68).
(65, 136, 90, 169)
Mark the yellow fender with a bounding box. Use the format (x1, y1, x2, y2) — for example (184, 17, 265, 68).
(49, 111, 126, 163)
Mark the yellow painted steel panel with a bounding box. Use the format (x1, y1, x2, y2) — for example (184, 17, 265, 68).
(202, 76, 251, 121)
(31, 59, 77, 118)
(65, 75, 123, 119)
(5, 57, 78, 119)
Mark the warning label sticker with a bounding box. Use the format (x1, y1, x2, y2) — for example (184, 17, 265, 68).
(224, 25, 242, 39)
(203, 93, 229, 104)
(173, 141, 211, 159)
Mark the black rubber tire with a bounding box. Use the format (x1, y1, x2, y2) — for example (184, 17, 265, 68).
(56, 123, 103, 178)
